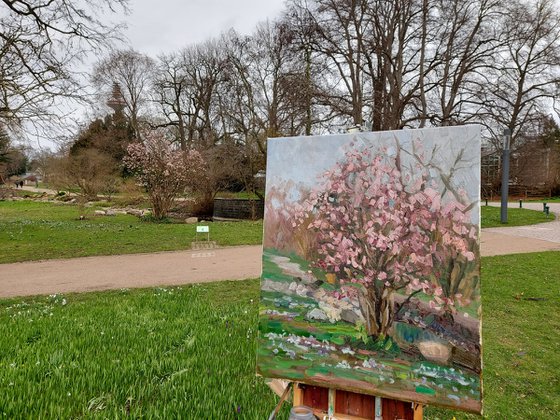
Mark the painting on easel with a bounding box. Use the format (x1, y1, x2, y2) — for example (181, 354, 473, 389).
(257, 126, 482, 413)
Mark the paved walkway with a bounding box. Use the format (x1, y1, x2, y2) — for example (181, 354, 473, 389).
(1, 201, 558, 298)
(483, 202, 560, 254)
(0, 246, 262, 298)
(480, 231, 560, 256)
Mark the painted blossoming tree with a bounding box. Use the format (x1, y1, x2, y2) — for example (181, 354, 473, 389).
(293, 142, 477, 339)
(124, 130, 206, 219)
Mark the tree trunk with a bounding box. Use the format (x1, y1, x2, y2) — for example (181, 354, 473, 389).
(358, 286, 395, 339)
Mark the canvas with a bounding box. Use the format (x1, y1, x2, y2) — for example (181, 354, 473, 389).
(257, 126, 482, 413)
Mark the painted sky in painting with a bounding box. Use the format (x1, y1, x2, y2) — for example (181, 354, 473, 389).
(267, 127, 481, 223)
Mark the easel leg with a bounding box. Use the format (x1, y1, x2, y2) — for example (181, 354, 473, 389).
(413, 402, 424, 420)
(267, 382, 293, 420)
(328, 388, 336, 418)
(375, 396, 382, 420)
(293, 382, 304, 406)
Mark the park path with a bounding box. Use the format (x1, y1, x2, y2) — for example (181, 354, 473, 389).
(0, 246, 262, 298)
(1, 202, 559, 298)
(483, 202, 560, 252)
(2, 227, 559, 298)
(20, 185, 58, 195)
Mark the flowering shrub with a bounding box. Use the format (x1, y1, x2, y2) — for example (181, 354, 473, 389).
(292, 143, 477, 338)
(264, 182, 318, 259)
(124, 130, 206, 219)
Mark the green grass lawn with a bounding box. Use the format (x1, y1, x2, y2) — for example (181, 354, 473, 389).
(0, 252, 558, 419)
(0, 281, 284, 419)
(215, 191, 263, 200)
(481, 205, 554, 228)
(0, 200, 554, 264)
(0, 201, 262, 264)
(525, 197, 560, 203)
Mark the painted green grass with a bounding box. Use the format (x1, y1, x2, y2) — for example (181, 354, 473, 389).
(259, 250, 481, 410)
(0, 201, 262, 263)
(1, 252, 558, 418)
(481, 206, 554, 228)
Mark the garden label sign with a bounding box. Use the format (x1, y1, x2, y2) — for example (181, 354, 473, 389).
(257, 126, 482, 413)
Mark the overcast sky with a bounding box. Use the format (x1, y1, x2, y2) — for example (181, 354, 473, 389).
(124, 0, 286, 56)
(34, 0, 287, 150)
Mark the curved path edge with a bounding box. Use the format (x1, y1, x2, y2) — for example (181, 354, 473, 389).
(0, 245, 263, 298)
(2, 222, 560, 298)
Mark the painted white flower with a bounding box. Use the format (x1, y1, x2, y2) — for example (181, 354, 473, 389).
(336, 360, 351, 369)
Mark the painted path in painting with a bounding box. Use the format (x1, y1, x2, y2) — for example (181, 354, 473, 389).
(1, 215, 558, 298)
(257, 248, 483, 412)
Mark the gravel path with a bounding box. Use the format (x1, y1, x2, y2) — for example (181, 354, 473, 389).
(484, 202, 560, 247)
(0, 246, 262, 298)
(1, 201, 558, 298)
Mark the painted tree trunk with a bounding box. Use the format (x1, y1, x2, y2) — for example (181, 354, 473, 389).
(358, 286, 395, 339)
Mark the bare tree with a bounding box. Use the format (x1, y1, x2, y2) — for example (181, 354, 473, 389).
(289, 0, 370, 127)
(364, 0, 429, 129)
(0, 0, 128, 133)
(154, 40, 226, 150)
(426, 0, 502, 126)
(92, 49, 155, 138)
(287, 0, 429, 130)
(217, 23, 308, 161)
(283, 4, 320, 134)
(154, 52, 189, 150)
(48, 149, 119, 200)
(483, 0, 560, 152)
(181, 40, 226, 149)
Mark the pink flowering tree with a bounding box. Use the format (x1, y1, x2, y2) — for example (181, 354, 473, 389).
(124, 130, 207, 219)
(294, 143, 477, 339)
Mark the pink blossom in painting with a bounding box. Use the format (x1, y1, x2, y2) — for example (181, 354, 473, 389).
(257, 127, 482, 413)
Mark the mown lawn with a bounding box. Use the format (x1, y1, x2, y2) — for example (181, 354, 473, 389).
(0, 201, 262, 263)
(480, 205, 554, 228)
(525, 197, 560, 203)
(0, 252, 558, 419)
(1, 200, 554, 264)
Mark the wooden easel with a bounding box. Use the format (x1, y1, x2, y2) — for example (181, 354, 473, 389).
(293, 383, 423, 420)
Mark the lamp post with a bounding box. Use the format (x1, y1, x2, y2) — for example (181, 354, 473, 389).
(501, 128, 511, 223)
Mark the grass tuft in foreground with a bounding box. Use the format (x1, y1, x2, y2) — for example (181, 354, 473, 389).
(0, 281, 287, 419)
(1, 252, 559, 418)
